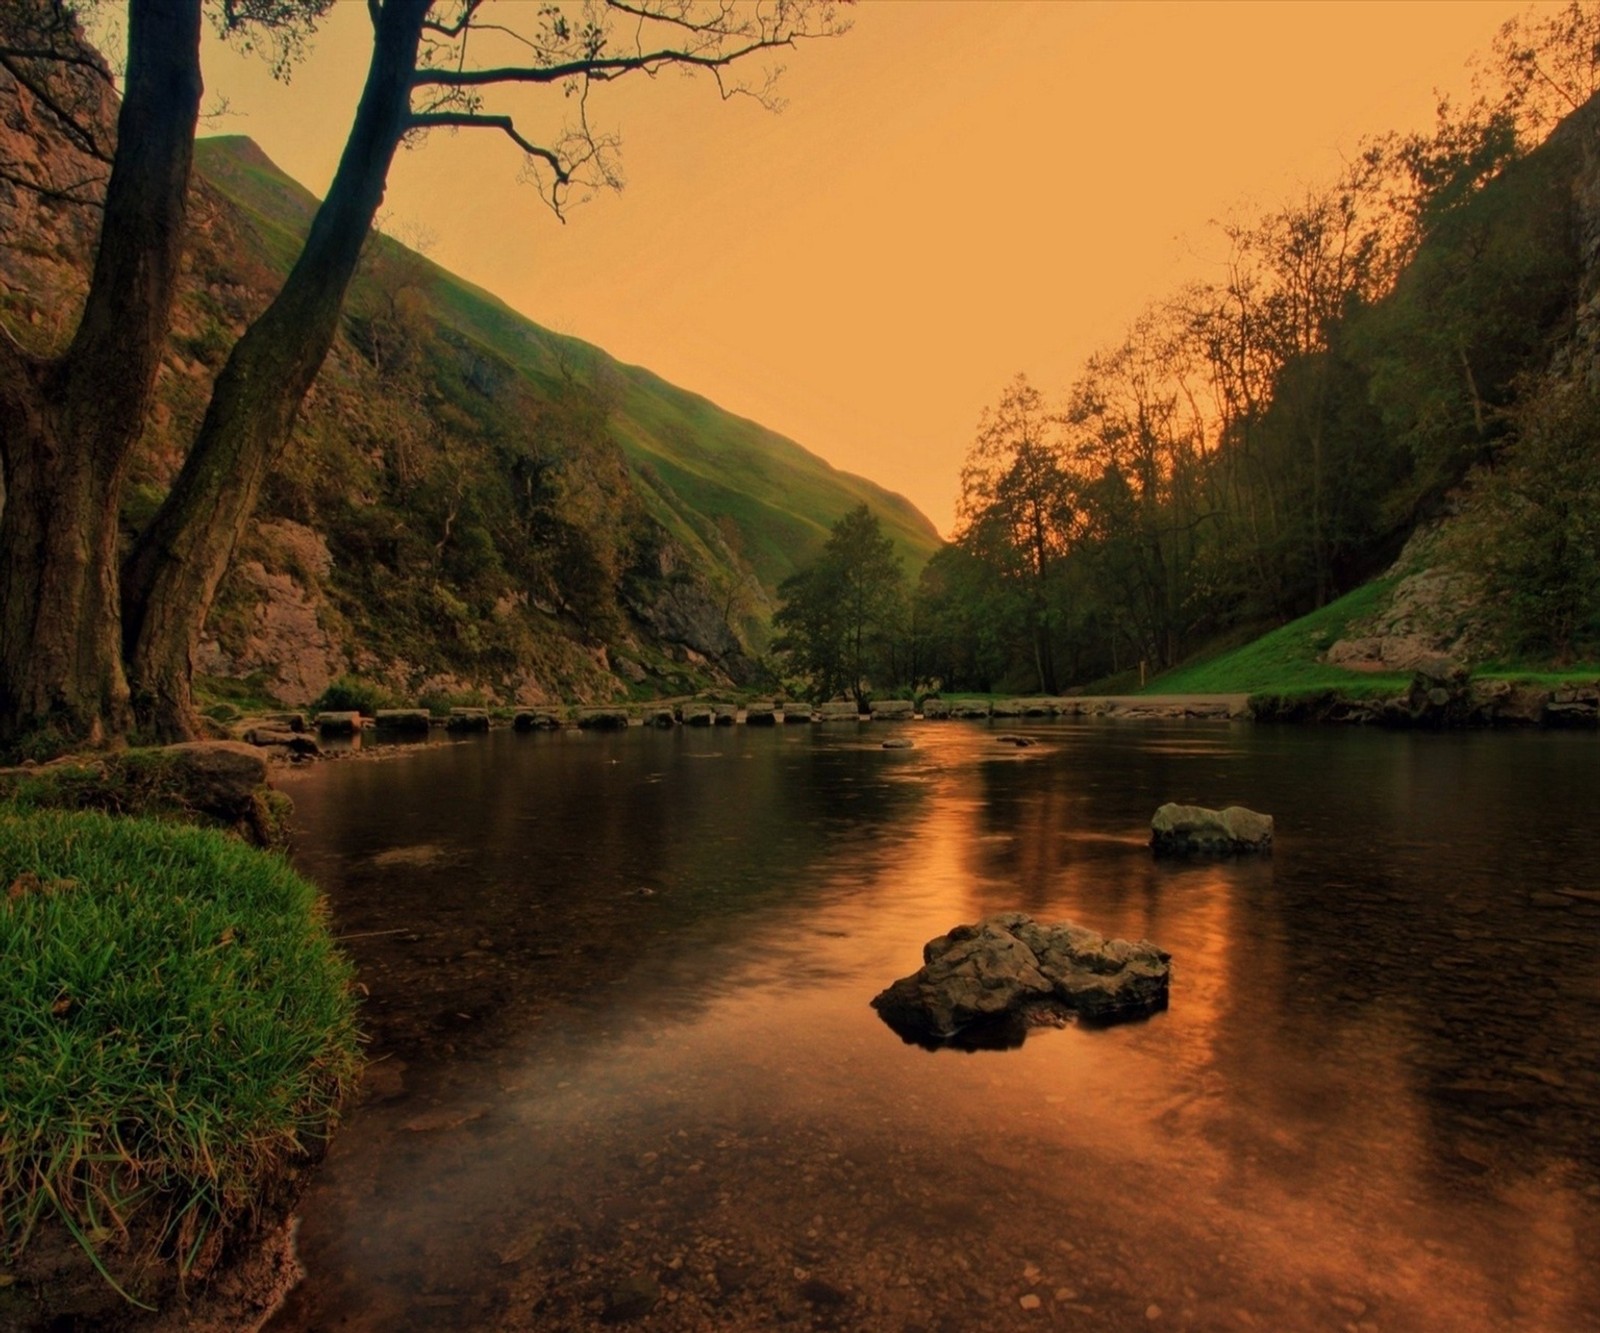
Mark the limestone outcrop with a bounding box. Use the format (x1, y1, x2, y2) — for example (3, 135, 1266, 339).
(871, 913, 1170, 1048)
(1150, 803, 1273, 854)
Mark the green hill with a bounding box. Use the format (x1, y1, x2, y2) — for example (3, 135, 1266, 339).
(195, 136, 937, 589)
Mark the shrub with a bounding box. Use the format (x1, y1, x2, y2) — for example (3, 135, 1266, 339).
(309, 674, 391, 716)
(0, 809, 362, 1308)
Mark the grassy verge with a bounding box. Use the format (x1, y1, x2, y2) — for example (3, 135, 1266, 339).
(1, 808, 361, 1303)
(1142, 581, 1411, 697)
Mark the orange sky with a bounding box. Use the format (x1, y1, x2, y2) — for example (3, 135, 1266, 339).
(198, 0, 1540, 536)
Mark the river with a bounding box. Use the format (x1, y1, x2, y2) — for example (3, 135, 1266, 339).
(266, 719, 1600, 1332)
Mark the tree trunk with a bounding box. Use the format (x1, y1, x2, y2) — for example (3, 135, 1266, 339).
(122, 0, 430, 740)
(0, 0, 202, 753)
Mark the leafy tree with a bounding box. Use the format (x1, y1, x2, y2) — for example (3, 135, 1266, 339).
(1451, 380, 1600, 661)
(0, 0, 845, 753)
(773, 504, 905, 705)
(955, 374, 1077, 693)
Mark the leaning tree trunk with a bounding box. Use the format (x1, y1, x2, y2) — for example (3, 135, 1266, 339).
(121, 0, 430, 740)
(0, 0, 202, 752)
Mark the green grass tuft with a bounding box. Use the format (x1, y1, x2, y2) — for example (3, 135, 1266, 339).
(0, 808, 361, 1285)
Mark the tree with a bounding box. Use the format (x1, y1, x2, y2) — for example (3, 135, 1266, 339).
(773, 504, 905, 705)
(0, 0, 846, 753)
(955, 374, 1077, 693)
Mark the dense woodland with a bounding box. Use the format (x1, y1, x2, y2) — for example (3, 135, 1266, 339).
(777, 4, 1600, 701)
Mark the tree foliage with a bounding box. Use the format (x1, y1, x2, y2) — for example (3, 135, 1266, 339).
(773, 504, 905, 705)
(921, 2, 1600, 692)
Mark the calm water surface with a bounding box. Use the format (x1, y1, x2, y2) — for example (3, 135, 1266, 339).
(268, 721, 1600, 1332)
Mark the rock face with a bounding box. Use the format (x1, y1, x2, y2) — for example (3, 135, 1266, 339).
(1151, 803, 1273, 854)
(871, 913, 1170, 1048)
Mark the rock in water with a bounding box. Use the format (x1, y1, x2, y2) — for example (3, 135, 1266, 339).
(871, 912, 1170, 1047)
(1150, 803, 1272, 854)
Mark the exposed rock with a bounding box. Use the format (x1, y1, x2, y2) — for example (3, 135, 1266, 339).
(948, 701, 992, 719)
(645, 707, 677, 728)
(881, 738, 914, 749)
(1322, 525, 1490, 673)
(513, 709, 564, 730)
(375, 709, 431, 734)
(818, 700, 862, 721)
(990, 699, 1025, 717)
(744, 701, 777, 725)
(920, 697, 951, 719)
(1150, 803, 1273, 854)
(995, 734, 1036, 747)
(713, 704, 739, 726)
(871, 912, 1170, 1048)
(577, 708, 631, 731)
(243, 726, 320, 758)
(872, 699, 914, 721)
(315, 711, 362, 736)
(445, 707, 490, 732)
(681, 704, 715, 727)
(197, 521, 343, 707)
(780, 702, 814, 724)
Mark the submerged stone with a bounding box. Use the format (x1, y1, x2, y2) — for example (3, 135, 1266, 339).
(871, 912, 1170, 1048)
(1150, 803, 1273, 854)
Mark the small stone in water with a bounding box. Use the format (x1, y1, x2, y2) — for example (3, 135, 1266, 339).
(1146, 1303, 1163, 1320)
(1022, 1263, 1041, 1282)
(1019, 1293, 1042, 1311)
(1054, 1287, 1078, 1302)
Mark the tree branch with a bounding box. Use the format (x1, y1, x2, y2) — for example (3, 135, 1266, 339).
(410, 38, 796, 91)
(407, 110, 569, 181)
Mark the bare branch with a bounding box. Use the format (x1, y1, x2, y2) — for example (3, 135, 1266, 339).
(411, 39, 795, 91)
(408, 109, 570, 178)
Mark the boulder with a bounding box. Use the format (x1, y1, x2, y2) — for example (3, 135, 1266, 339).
(243, 726, 320, 758)
(948, 701, 992, 719)
(990, 698, 1025, 717)
(744, 701, 778, 725)
(780, 703, 814, 724)
(445, 707, 490, 732)
(871, 913, 1170, 1048)
(1151, 803, 1273, 854)
(713, 704, 738, 726)
(682, 704, 716, 727)
(513, 710, 565, 731)
(873, 699, 914, 721)
(577, 708, 632, 730)
(645, 707, 677, 728)
(375, 709, 432, 734)
(818, 700, 863, 721)
(881, 737, 914, 749)
(314, 710, 362, 736)
(920, 697, 951, 719)
(262, 711, 308, 733)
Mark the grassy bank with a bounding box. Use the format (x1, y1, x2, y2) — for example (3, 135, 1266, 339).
(1142, 581, 1410, 697)
(0, 808, 360, 1310)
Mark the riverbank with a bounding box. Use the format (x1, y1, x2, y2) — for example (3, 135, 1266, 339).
(0, 768, 361, 1329)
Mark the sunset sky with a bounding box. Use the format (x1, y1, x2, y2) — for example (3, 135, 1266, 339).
(199, 0, 1539, 535)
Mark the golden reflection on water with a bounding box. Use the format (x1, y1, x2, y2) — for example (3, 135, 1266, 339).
(271, 723, 1600, 1332)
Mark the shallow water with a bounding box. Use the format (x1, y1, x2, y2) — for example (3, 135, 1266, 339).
(268, 721, 1600, 1331)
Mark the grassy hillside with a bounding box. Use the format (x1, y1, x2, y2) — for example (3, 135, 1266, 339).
(1143, 582, 1411, 697)
(194, 136, 940, 595)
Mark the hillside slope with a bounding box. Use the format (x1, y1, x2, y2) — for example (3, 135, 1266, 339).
(196, 136, 939, 608)
(0, 93, 940, 710)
